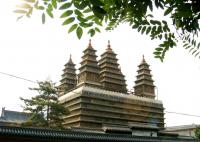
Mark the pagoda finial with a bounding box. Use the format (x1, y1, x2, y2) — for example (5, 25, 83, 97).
(106, 40, 112, 52)
(108, 40, 111, 47)
(68, 54, 73, 63)
(142, 55, 146, 63)
(88, 39, 92, 48)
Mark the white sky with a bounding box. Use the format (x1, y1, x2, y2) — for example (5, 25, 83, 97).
(0, 1, 200, 127)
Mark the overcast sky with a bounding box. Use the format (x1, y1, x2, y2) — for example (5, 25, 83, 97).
(0, 1, 200, 127)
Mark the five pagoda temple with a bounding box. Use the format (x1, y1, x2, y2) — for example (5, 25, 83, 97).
(59, 40, 164, 135)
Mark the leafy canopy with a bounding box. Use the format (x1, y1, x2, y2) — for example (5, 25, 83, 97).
(14, 0, 200, 61)
(20, 81, 68, 129)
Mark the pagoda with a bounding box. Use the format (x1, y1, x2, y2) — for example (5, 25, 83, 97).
(134, 55, 155, 99)
(59, 55, 77, 96)
(77, 40, 101, 87)
(99, 41, 127, 93)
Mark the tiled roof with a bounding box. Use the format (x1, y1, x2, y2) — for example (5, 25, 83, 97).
(0, 125, 198, 142)
(165, 124, 199, 131)
(0, 109, 31, 123)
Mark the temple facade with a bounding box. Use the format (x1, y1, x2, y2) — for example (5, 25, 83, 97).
(59, 40, 164, 133)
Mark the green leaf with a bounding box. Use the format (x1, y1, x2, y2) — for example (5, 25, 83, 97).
(155, 0, 159, 8)
(150, 20, 161, 25)
(74, 9, 83, 17)
(92, 6, 106, 20)
(17, 16, 24, 21)
(78, 1, 89, 9)
(197, 42, 200, 49)
(195, 52, 200, 57)
(162, 20, 167, 25)
(68, 24, 78, 33)
(164, 33, 168, 40)
(95, 27, 101, 33)
(159, 43, 165, 47)
(76, 27, 83, 39)
(80, 22, 93, 28)
(132, 24, 139, 29)
(52, 0, 57, 9)
(183, 43, 188, 48)
(185, 45, 191, 49)
(23, 0, 35, 3)
(88, 29, 95, 36)
(189, 48, 194, 53)
(62, 17, 75, 25)
(89, 0, 104, 6)
(77, 16, 87, 22)
(34, 1, 39, 8)
(86, 15, 95, 20)
(42, 13, 45, 24)
(153, 51, 161, 55)
(59, 2, 72, 10)
(164, 7, 173, 16)
(47, 4, 53, 11)
(146, 27, 151, 34)
(38, 6, 45, 10)
(83, 8, 92, 13)
(154, 55, 162, 61)
(141, 26, 146, 34)
(192, 50, 198, 55)
(151, 26, 156, 34)
(137, 26, 142, 32)
(60, 10, 73, 18)
(94, 18, 102, 26)
(16, 3, 32, 9)
(157, 26, 162, 33)
(14, 10, 27, 14)
(149, 1, 153, 11)
(46, 9, 53, 18)
(155, 47, 163, 51)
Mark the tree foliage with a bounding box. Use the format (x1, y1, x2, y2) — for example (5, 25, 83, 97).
(20, 81, 68, 129)
(195, 126, 200, 139)
(14, 0, 200, 61)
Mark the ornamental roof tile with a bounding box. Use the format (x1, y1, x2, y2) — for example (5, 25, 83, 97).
(0, 125, 198, 142)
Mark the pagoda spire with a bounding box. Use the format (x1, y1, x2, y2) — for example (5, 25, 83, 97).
(134, 55, 155, 99)
(68, 54, 73, 63)
(88, 39, 92, 48)
(77, 40, 101, 87)
(142, 55, 146, 63)
(99, 41, 127, 93)
(59, 55, 77, 96)
(106, 40, 113, 53)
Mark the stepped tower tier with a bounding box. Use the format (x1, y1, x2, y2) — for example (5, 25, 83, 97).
(77, 40, 101, 87)
(134, 55, 155, 99)
(99, 41, 127, 93)
(59, 54, 77, 96)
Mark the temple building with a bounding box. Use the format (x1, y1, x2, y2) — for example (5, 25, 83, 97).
(0, 40, 197, 142)
(0, 40, 198, 142)
(58, 40, 165, 135)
